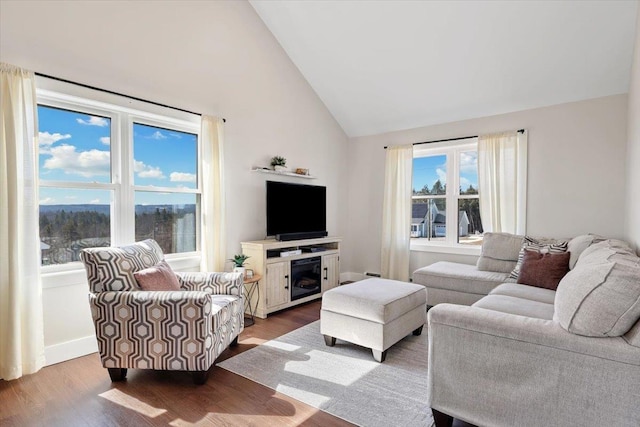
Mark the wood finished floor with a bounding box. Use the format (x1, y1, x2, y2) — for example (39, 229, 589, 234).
(0, 300, 352, 427)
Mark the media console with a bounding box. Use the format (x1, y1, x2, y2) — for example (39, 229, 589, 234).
(240, 237, 341, 319)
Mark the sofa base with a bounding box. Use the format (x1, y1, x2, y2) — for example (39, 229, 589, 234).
(432, 409, 454, 427)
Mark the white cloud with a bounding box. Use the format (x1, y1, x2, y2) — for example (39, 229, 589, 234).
(76, 116, 108, 127)
(460, 177, 471, 189)
(39, 132, 71, 154)
(39, 131, 71, 147)
(148, 131, 167, 140)
(436, 168, 447, 184)
(89, 199, 100, 204)
(100, 137, 110, 146)
(40, 197, 55, 204)
(43, 145, 110, 177)
(460, 151, 478, 173)
(170, 172, 196, 183)
(134, 160, 165, 179)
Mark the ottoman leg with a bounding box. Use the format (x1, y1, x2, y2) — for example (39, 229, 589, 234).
(413, 325, 424, 336)
(372, 349, 387, 362)
(323, 335, 336, 347)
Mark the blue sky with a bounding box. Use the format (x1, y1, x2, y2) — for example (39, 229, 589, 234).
(38, 105, 197, 205)
(413, 152, 478, 194)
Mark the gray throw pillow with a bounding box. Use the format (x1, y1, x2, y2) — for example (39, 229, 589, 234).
(476, 232, 524, 273)
(554, 241, 640, 337)
(567, 234, 595, 270)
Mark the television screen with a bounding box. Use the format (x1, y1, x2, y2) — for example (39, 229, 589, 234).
(266, 181, 326, 238)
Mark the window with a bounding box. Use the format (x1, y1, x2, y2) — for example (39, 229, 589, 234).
(411, 138, 483, 249)
(37, 89, 200, 267)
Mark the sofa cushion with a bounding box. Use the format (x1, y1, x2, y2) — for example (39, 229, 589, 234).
(473, 294, 554, 320)
(567, 234, 595, 270)
(624, 320, 640, 349)
(507, 236, 568, 282)
(134, 260, 181, 291)
(576, 238, 633, 267)
(413, 261, 509, 296)
(476, 232, 524, 273)
(490, 283, 556, 305)
(554, 241, 640, 337)
(516, 250, 570, 290)
(321, 278, 426, 324)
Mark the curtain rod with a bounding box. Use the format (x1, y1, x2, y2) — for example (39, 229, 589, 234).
(384, 129, 524, 149)
(34, 72, 226, 123)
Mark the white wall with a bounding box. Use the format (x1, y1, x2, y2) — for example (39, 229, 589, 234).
(626, 7, 640, 252)
(347, 95, 629, 277)
(0, 1, 349, 361)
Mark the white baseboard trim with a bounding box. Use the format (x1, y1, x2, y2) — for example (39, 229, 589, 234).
(45, 335, 98, 366)
(340, 272, 366, 283)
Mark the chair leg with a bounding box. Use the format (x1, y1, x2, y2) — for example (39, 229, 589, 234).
(413, 325, 424, 336)
(107, 368, 127, 382)
(432, 408, 454, 427)
(192, 370, 209, 385)
(230, 336, 239, 347)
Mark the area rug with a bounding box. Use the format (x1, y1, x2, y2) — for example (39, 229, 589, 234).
(218, 320, 433, 427)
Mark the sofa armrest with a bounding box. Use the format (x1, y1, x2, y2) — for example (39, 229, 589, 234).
(427, 304, 640, 427)
(176, 271, 244, 296)
(89, 290, 215, 371)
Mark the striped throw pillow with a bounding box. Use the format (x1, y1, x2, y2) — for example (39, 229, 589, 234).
(507, 236, 569, 282)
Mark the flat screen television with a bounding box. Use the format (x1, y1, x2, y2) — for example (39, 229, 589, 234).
(266, 181, 327, 241)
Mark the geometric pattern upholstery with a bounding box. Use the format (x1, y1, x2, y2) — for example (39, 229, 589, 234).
(81, 239, 164, 293)
(81, 240, 244, 373)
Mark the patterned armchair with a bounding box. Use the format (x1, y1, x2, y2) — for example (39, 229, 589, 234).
(80, 239, 244, 384)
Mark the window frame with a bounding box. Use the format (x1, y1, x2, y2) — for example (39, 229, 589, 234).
(36, 82, 202, 280)
(411, 138, 482, 255)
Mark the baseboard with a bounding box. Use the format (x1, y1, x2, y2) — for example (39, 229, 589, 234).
(340, 272, 366, 283)
(45, 335, 98, 366)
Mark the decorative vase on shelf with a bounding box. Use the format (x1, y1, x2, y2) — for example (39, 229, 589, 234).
(270, 156, 287, 172)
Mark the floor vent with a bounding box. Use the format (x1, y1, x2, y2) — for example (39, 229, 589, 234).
(364, 272, 381, 277)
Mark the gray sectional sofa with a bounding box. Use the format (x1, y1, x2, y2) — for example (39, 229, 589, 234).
(416, 234, 640, 427)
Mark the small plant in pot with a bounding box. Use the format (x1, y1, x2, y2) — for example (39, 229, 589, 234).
(270, 156, 287, 172)
(229, 254, 250, 276)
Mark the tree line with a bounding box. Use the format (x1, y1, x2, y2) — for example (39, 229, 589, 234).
(39, 207, 192, 265)
(412, 181, 483, 235)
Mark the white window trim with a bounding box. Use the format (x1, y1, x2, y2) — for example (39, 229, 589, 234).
(411, 138, 481, 254)
(36, 79, 202, 285)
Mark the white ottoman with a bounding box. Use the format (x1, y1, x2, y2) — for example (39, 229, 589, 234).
(320, 278, 427, 362)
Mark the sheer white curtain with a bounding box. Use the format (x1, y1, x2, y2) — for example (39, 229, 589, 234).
(0, 63, 46, 380)
(381, 144, 413, 281)
(200, 116, 226, 272)
(478, 130, 528, 235)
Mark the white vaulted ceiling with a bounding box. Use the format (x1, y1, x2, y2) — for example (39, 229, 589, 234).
(250, 1, 638, 137)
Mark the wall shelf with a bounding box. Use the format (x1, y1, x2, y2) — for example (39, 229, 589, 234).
(251, 167, 316, 179)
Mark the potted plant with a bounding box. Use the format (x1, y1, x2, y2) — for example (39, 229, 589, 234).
(229, 254, 250, 276)
(270, 156, 287, 172)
